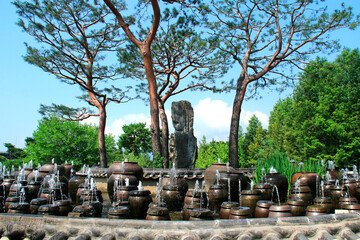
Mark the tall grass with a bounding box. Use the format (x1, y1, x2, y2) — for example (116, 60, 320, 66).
(254, 150, 327, 188)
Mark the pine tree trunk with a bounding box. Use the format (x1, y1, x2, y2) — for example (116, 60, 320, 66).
(159, 103, 169, 168)
(228, 73, 248, 168)
(98, 104, 107, 168)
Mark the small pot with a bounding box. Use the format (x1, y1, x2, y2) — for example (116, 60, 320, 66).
(208, 184, 228, 212)
(306, 205, 327, 216)
(162, 185, 183, 211)
(287, 199, 306, 216)
(146, 206, 170, 220)
(268, 205, 292, 218)
(219, 201, 239, 219)
(108, 206, 130, 219)
(183, 203, 200, 220)
(255, 200, 274, 218)
(30, 198, 48, 214)
(229, 206, 251, 219)
(189, 208, 213, 221)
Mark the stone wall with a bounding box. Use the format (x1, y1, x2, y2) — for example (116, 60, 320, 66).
(1, 212, 360, 240)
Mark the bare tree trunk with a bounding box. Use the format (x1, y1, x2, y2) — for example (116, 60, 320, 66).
(228, 73, 248, 168)
(98, 104, 107, 168)
(159, 102, 169, 168)
(141, 47, 162, 159)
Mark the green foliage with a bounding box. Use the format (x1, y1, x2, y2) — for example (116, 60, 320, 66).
(117, 123, 152, 156)
(25, 116, 116, 170)
(195, 136, 229, 168)
(3, 143, 27, 160)
(121, 152, 153, 168)
(267, 49, 360, 168)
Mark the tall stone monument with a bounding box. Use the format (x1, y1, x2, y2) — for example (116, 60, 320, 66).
(169, 101, 197, 168)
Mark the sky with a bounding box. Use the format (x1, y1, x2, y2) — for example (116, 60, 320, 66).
(1, 1, 360, 152)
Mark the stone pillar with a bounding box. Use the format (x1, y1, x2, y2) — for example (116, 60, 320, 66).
(169, 101, 197, 168)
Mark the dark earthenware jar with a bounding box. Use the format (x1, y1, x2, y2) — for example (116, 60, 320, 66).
(55, 199, 72, 216)
(162, 185, 183, 211)
(262, 173, 288, 203)
(254, 183, 273, 201)
(343, 203, 360, 212)
(241, 189, 262, 217)
(229, 206, 251, 219)
(107, 161, 143, 181)
(27, 181, 41, 201)
(184, 190, 207, 207)
(204, 163, 248, 202)
(268, 205, 292, 218)
(7, 202, 30, 214)
(183, 203, 201, 220)
(72, 204, 94, 217)
(208, 184, 228, 212)
(329, 185, 347, 209)
(107, 172, 138, 202)
(313, 197, 335, 213)
(189, 208, 213, 221)
(146, 206, 170, 220)
(287, 199, 306, 216)
(220, 201, 239, 219)
(2, 178, 15, 197)
(128, 189, 152, 219)
(339, 197, 358, 209)
(37, 204, 60, 216)
(68, 174, 85, 203)
(356, 187, 360, 202)
(82, 201, 103, 217)
(114, 185, 137, 203)
(254, 200, 274, 218)
(161, 176, 188, 197)
(39, 187, 62, 202)
(62, 164, 73, 180)
(8, 185, 29, 202)
(80, 189, 103, 204)
(27, 170, 50, 182)
(306, 205, 327, 216)
(289, 185, 313, 206)
(40, 163, 66, 177)
(342, 179, 357, 198)
(322, 180, 335, 198)
(23, 168, 34, 179)
(75, 183, 87, 205)
(4, 196, 20, 213)
(291, 172, 321, 199)
(108, 205, 130, 219)
(30, 198, 48, 214)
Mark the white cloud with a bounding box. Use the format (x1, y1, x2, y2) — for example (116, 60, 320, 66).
(83, 98, 269, 142)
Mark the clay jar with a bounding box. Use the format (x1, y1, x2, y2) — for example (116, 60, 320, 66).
(107, 172, 138, 202)
(68, 174, 85, 203)
(306, 205, 327, 216)
(7, 202, 30, 214)
(291, 172, 321, 199)
(208, 184, 228, 212)
(146, 206, 170, 220)
(108, 206, 130, 219)
(128, 189, 152, 219)
(161, 176, 188, 197)
(55, 199, 72, 216)
(254, 183, 273, 201)
(80, 189, 103, 204)
(2, 178, 15, 197)
(204, 163, 248, 202)
(289, 184, 313, 206)
(82, 201, 103, 217)
(342, 179, 357, 198)
(114, 185, 137, 202)
(27, 181, 42, 201)
(329, 185, 347, 209)
(37, 204, 60, 216)
(262, 173, 288, 203)
(107, 161, 143, 181)
(313, 197, 335, 214)
(220, 201, 239, 219)
(184, 189, 207, 208)
(241, 189, 262, 217)
(30, 198, 48, 214)
(162, 185, 183, 211)
(27, 170, 50, 182)
(339, 197, 358, 209)
(4, 196, 20, 213)
(343, 203, 360, 212)
(183, 203, 200, 220)
(254, 200, 274, 218)
(268, 205, 292, 218)
(286, 199, 306, 216)
(62, 164, 73, 180)
(189, 208, 214, 221)
(229, 206, 251, 219)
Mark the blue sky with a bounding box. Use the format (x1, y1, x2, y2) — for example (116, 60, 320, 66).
(1, 0, 360, 152)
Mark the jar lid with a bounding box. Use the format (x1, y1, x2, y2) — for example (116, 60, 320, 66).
(163, 185, 179, 191)
(108, 206, 130, 215)
(306, 205, 327, 212)
(129, 189, 151, 196)
(287, 199, 305, 206)
(241, 189, 261, 195)
(9, 202, 30, 210)
(254, 183, 273, 189)
(257, 200, 274, 208)
(343, 203, 360, 210)
(30, 198, 48, 205)
(189, 208, 212, 218)
(147, 206, 169, 215)
(221, 201, 239, 209)
(230, 206, 251, 215)
(209, 184, 226, 190)
(269, 205, 291, 212)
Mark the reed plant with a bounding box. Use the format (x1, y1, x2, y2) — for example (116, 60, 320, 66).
(254, 150, 327, 189)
